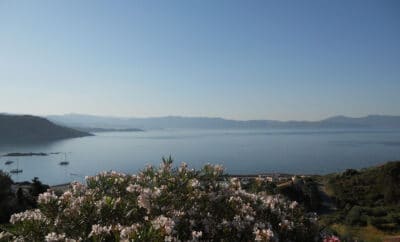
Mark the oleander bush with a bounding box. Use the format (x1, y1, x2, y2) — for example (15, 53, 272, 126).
(4, 158, 320, 241)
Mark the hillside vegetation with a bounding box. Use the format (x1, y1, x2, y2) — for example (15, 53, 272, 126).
(0, 114, 91, 143)
(1, 157, 399, 241)
(243, 161, 400, 241)
(321, 161, 400, 240)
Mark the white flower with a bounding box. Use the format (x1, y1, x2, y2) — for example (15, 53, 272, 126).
(190, 178, 200, 188)
(0, 231, 13, 240)
(10, 209, 48, 224)
(126, 184, 141, 193)
(152, 215, 175, 235)
(265, 228, 274, 239)
(178, 162, 188, 173)
(254, 228, 262, 241)
(88, 224, 111, 237)
(253, 228, 274, 241)
(230, 177, 241, 189)
(289, 201, 298, 209)
(45, 232, 65, 242)
(138, 188, 152, 212)
(119, 224, 140, 240)
(153, 187, 162, 197)
(59, 191, 73, 203)
(245, 214, 255, 222)
(38, 190, 57, 204)
(192, 230, 202, 239)
(71, 182, 86, 194)
(213, 164, 224, 175)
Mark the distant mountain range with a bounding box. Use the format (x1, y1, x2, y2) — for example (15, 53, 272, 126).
(46, 114, 400, 130)
(74, 127, 144, 133)
(0, 114, 92, 143)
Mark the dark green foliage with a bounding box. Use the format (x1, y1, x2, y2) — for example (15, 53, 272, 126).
(0, 171, 12, 198)
(277, 178, 322, 211)
(382, 162, 400, 204)
(328, 162, 400, 208)
(0, 172, 49, 223)
(326, 161, 400, 231)
(345, 206, 367, 226)
(342, 169, 359, 177)
(30, 177, 49, 197)
(16, 188, 24, 205)
(0, 171, 13, 222)
(241, 178, 278, 195)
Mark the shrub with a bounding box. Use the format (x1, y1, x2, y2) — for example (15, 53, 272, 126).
(6, 158, 319, 241)
(345, 206, 367, 226)
(0, 170, 13, 223)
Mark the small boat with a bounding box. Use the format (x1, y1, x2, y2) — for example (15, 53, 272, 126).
(10, 169, 23, 174)
(10, 159, 22, 174)
(5, 160, 14, 165)
(59, 152, 69, 166)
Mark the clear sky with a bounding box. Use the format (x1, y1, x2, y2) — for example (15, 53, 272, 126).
(0, 0, 399, 121)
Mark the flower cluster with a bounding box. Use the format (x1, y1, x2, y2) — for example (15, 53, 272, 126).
(10, 209, 48, 224)
(323, 235, 341, 242)
(7, 158, 319, 241)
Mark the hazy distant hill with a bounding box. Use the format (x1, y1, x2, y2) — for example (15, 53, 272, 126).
(47, 114, 400, 130)
(0, 114, 92, 143)
(74, 127, 144, 133)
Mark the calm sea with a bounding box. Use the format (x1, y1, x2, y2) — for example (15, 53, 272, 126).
(1, 129, 399, 185)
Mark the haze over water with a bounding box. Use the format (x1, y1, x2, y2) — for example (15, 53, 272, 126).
(1, 128, 400, 185)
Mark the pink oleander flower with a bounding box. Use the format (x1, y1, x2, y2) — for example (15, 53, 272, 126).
(45, 232, 65, 242)
(10, 209, 48, 224)
(192, 230, 203, 240)
(289, 201, 298, 209)
(7, 160, 319, 241)
(88, 224, 111, 238)
(190, 178, 200, 188)
(152, 215, 175, 235)
(38, 190, 57, 204)
(253, 228, 274, 241)
(323, 235, 341, 242)
(119, 224, 140, 240)
(126, 184, 141, 193)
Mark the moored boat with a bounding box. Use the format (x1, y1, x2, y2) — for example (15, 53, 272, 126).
(10, 168, 23, 174)
(59, 152, 70, 166)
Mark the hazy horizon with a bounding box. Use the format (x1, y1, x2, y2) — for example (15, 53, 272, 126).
(3, 111, 400, 123)
(1, 1, 399, 120)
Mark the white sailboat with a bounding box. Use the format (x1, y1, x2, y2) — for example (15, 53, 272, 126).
(59, 152, 69, 166)
(10, 159, 22, 173)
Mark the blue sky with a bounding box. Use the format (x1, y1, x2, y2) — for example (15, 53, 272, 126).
(0, 0, 399, 121)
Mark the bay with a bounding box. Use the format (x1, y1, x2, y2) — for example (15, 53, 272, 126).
(1, 128, 399, 185)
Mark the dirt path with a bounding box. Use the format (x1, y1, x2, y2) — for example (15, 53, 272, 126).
(316, 179, 337, 214)
(384, 236, 400, 242)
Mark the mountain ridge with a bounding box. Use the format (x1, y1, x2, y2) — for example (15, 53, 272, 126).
(46, 114, 400, 130)
(0, 114, 92, 143)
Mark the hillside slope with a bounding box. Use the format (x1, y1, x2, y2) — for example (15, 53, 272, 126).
(319, 161, 400, 240)
(0, 114, 92, 143)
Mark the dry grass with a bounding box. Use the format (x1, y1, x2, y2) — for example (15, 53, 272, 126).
(330, 224, 400, 242)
